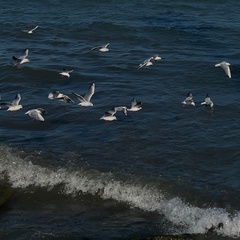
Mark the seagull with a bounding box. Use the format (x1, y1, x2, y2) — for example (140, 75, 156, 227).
(127, 98, 142, 112)
(48, 91, 74, 103)
(152, 54, 162, 61)
(22, 25, 39, 34)
(0, 93, 23, 112)
(181, 92, 195, 106)
(115, 106, 128, 116)
(215, 61, 231, 78)
(138, 57, 154, 69)
(72, 83, 95, 106)
(91, 43, 110, 52)
(100, 107, 118, 121)
(59, 69, 73, 78)
(138, 54, 161, 69)
(25, 108, 46, 122)
(12, 49, 30, 67)
(201, 94, 214, 108)
(100, 106, 128, 121)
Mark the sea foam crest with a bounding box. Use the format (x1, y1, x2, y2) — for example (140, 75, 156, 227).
(0, 145, 240, 238)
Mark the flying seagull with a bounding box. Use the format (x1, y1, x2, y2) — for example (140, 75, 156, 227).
(100, 106, 128, 121)
(59, 69, 73, 78)
(100, 107, 118, 121)
(127, 98, 142, 111)
(25, 108, 46, 122)
(138, 54, 161, 69)
(138, 57, 154, 69)
(12, 49, 30, 67)
(0, 93, 23, 112)
(91, 43, 110, 52)
(72, 83, 95, 106)
(215, 61, 231, 78)
(48, 91, 74, 103)
(22, 25, 39, 34)
(181, 92, 195, 106)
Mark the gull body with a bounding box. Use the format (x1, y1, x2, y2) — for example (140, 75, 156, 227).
(201, 94, 214, 108)
(215, 61, 231, 78)
(91, 43, 110, 52)
(138, 57, 153, 69)
(181, 92, 195, 106)
(100, 107, 118, 121)
(12, 49, 30, 67)
(25, 108, 46, 122)
(59, 69, 73, 78)
(48, 91, 74, 103)
(22, 25, 39, 34)
(72, 83, 95, 106)
(127, 98, 142, 112)
(0, 93, 23, 111)
(138, 54, 161, 69)
(100, 106, 128, 121)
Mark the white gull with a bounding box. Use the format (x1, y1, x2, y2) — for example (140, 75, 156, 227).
(48, 91, 74, 103)
(91, 43, 110, 52)
(215, 61, 231, 78)
(22, 25, 39, 34)
(0, 93, 23, 111)
(59, 69, 73, 78)
(138, 54, 161, 69)
(100, 106, 128, 121)
(12, 49, 30, 67)
(201, 94, 214, 108)
(181, 92, 195, 106)
(72, 83, 95, 106)
(25, 108, 46, 122)
(127, 98, 142, 112)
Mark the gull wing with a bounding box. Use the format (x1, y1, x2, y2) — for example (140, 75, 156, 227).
(28, 109, 44, 121)
(72, 92, 85, 102)
(138, 57, 153, 69)
(19, 49, 29, 60)
(12, 56, 19, 61)
(31, 25, 38, 31)
(12, 93, 21, 106)
(104, 43, 110, 48)
(91, 46, 101, 51)
(84, 83, 95, 102)
(222, 64, 231, 78)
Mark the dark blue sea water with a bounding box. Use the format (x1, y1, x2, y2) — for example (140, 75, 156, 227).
(0, 0, 240, 239)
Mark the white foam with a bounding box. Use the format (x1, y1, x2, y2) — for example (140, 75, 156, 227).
(0, 145, 240, 238)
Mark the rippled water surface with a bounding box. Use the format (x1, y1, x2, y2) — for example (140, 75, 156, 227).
(0, 0, 240, 239)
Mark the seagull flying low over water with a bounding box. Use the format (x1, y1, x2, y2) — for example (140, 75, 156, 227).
(100, 106, 127, 121)
(0, 93, 23, 112)
(48, 91, 74, 103)
(138, 54, 161, 69)
(12, 49, 30, 67)
(138, 57, 154, 69)
(100, 108, 117, 121)
(201, 94, 214, 108)
(181, 92, 195, 106)
(22, 25, 39, 34)
(127, 98, 142, 112)
(25, 108, 46, 122)
(72, 83, 95, 106)
(215, 61, 231, 78)
(59, 69, 73, 78)
(91, 43, 110, 52)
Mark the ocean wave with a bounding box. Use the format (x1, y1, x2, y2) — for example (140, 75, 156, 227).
(0, 145, 239, 238)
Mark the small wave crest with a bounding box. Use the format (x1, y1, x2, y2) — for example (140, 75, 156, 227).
(0, 145, 239, 238)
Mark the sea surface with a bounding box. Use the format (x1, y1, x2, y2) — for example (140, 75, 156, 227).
(0, 0, 240, 239)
